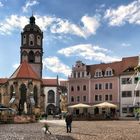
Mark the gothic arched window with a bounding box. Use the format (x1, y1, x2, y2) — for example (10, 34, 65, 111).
(35, 51, 41, 56)
(22, 51, 28, 56)
(48, 90, 55, 103)
(34, 86, 38, 107)
(28, 51, 35, 63)
(35, 51, 41, 63)
(10, 85, 14, 99)
(19, 84, 27, 105)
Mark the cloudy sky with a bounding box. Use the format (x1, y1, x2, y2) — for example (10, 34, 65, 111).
(0, 0, 140, 79)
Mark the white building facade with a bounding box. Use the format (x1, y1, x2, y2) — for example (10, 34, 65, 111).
(120, 68, 140, 117)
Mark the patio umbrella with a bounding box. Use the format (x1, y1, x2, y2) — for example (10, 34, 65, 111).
(93, 102, 117, 108)
(0, 104, 9, 111)
(68, 103, 91, 108)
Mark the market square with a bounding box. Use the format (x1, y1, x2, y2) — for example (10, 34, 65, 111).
(1, 1, 140, 140)
(0, 119, 140, 140)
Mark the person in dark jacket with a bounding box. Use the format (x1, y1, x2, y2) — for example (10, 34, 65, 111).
(65, 112, 73, 133)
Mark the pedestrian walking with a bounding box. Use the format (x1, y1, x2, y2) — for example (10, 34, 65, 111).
(65, 112, 73, 133)
(42, 122, 51, 134)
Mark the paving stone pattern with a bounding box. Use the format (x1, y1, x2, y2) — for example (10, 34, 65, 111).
(0, 120, 140, 140)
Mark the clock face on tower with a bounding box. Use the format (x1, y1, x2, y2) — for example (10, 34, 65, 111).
(29, 34, 34, 39)
(29, 34, 34, 46)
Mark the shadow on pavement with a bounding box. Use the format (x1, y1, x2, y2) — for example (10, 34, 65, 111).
(56, 135, 75, 140)
(72, 132, 97, 137)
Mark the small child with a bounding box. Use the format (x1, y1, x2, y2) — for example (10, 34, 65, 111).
(43, 123, 51, 134)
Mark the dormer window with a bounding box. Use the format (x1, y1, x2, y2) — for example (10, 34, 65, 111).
(95, 69, 103, 78)
(105, 67, 113, 77)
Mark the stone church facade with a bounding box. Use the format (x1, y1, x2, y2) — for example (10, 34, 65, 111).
(0, 16, 67, 116)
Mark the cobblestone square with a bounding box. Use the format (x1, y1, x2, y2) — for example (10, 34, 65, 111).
(0, 120, 140, 140)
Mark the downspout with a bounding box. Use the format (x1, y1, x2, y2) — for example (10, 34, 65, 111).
(89, 77, 91, 104)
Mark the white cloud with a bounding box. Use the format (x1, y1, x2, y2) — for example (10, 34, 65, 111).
(51, 19, 85, 37)
(81, 15, 100, 36)
(0, 2, 4, 7)
(35, 15, 55, 31)
(43, 56, 71, 77)
(58, 44, 120, 63)
(104, 0, 140, 26)
(12, 63, 19, 70)
(22, 0, 39, 13)
(51, 15, 100, 38)
(0, 14, 99, 38)
(0, 15, 54, 35)
(0, 15, 28, 35)
(121, 43, 131, 47)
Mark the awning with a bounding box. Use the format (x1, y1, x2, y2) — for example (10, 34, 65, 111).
(30, 97, 35, 106)
(0, 104, 8, 111)
(93, 102, 117, 108)
(68, 103, 91, 108)
(9, 97, 15, 104)
(0, 107, 8, 111)
(0, 104, 16, 113)
(0, 104, 7, 108)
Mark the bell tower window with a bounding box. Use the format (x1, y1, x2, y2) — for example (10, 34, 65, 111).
(37, 35, 41, 45)
(30, 41, 33, 45)
(23, 35, 26, 44)
(28, 51, 35, 63)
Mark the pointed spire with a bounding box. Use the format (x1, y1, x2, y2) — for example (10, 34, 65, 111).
(30, 12, 35, 25)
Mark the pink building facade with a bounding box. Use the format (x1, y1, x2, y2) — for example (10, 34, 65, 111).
(68, 61, 120, 107)
(68, 56, 138, 115)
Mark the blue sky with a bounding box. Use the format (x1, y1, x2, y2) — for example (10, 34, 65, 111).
(0, 0, 140, 79)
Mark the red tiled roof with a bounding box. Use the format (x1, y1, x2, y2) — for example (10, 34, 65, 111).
(0, 78, 8, 84)
(121, 56, 138, 72)
(60, 80, 68, 86)
(10, 61, 40, 79)
(87, 56, 138, 76)
(42, 79, 58, 86)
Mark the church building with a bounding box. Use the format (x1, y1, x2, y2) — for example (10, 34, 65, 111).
(0, 16, 65, 116)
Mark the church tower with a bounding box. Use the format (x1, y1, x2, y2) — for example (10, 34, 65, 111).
(20, 15, 43, 78)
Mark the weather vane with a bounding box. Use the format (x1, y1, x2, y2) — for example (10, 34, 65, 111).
(32, 10, 34, 16)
